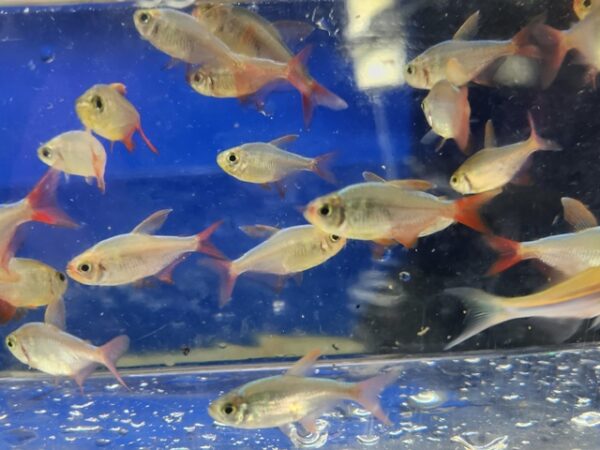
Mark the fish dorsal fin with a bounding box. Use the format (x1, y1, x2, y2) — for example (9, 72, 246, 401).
(239, 224, 280, 238)
(270, 134, 299, 148)
(286, 348, 322, 377)
(273, 20, 315, 46)
(561, 197, 598, 231)
(109, 83, 127, 96)
(44, 297, 66, 330)
(132, 209, 173, 234)
(362, 171, 386, 183)
(453, 11, 480, 40)
(445, 58, 470, 87)
(484, 120, 497, 148)
(362, 172, 434, 190)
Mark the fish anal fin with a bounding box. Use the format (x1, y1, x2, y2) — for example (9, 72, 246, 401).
(156, 256, 188, 284)
(445, 58, 470, 86)
(273, 20, 315, 46)
(299, 415, 318, 434)
(453, 11, 480, 40)
(392, 228, 421, 249)
(286, 348, 322, 377)
(73, 362, 99, 393)
(122, 132, 135, 153)
(291, 272, 303, 286)
(484, 120, 497, 148)
(371, 239, 397, 260)
(239, 225, 280, 238)
(132, 209, 173, 234)
(270, 134, 299, 148)
(561, 197, 598, 231)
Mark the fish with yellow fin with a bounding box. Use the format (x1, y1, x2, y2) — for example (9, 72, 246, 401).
(6, 298, 129, 391)
(405, 11, 541, 90)
(208, 349, 396, 434)
(216, 134, 336, 197)
(75, 83, 157, 154)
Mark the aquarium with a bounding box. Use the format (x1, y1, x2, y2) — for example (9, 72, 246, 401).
(0, 0, 599, 448)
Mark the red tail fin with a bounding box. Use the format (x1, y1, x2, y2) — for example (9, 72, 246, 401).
(195, 221, 225, 259)
(311, 152, 337, 184)
(512, 24, 542, 59)
(485, 236, 523, 275)
(351, 372, 398, 426)
(27, 170, 78, 228)
(201, 258, 238, 307)
(0, 299, 17, 324)
(453, 189, 501, 233)
(98, 335, 130, 389)
(137, 124, 159, 155)
(286, 46, 348, 126)
(530, 24, 569, 89)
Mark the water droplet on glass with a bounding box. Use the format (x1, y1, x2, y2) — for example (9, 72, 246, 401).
(272, 299, 285, 314)
(398, 271, 411, 282)
(356, 434, 380, 446)
(40, 45, 55, 63)
(572, 411, 600, 427)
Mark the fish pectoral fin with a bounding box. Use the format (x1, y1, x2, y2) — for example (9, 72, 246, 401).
(484, 119, 497, 148)
(132, 209, 173, 234)
(561, 197, 598, 231)
(44, 297, 66, 330)
(91, 146, 106, 194)
(298, 415, 319, 434)
(589, 316, 600, 331)
(286, 348, 322, 377)
(434, 138, 448, 153)
(0, 298, 17, 324)
(273, 181, 287, 199)
(420, 129, 440, 146)
(291, 272, 303, 286)
(84, 177, 95, 186)
(239, 224, 280, 238)
(270, 134, 299, 148)
(73, 362, 100, 392)
(109, 82, 127, 96)
(155, 256, 188, 285)
(391, 227, 423, 249)
(452, 11, 480, 41)
(445, 58, 470, 87)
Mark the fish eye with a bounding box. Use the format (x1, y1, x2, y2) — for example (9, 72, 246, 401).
(40, 146, 52, 159)
(193, 73, 201, 83)
(91, 95, 104, 112)
(319, 204, 332, 217)
(57, 272, 66, 282)
(406, 64, 413, 75)
(450, 176, 459, 184)
(78, 263, 91, 273)
(6, 337, 14, 348)
(222, 403, 236, 415)
(584, 0, 592, 7)
(330, 234, 340, 242)
(139, 12, 150, 23)
(228, 153, 238, 163)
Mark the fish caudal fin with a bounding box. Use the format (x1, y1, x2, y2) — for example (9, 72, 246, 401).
(485, 236, 523, 275)
(511, 23, 542, 59)
(195, 221, 225, 260)
(311, 152, 337, 184)
(351, 372, 398, 426)
(527, 113, 562, 153)
(444, 287, 510, 349)
(0, 299, 17, 324)
(27, 169, 78, 228)
(453, 189, 501, 233)
(287, 46, 348, 126)
(455, 87, 472, 154)
(530, 24, 569, 89)
(98, 335, 130, 389)
(137, 125, 159, 155)
(201, 258, 238, 307)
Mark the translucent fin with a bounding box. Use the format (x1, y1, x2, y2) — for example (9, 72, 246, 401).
(98, 335, 130, 389)
(270, 134, 299, 148)
(201, 258, 237, 307)
(453, 11, 480, 40)
(311, 152, 337, 184)
(273, 20, 315, 46)
(484, 120, 497, 148)
(0, 299, 17, 324)
(286, 348, 322, 377)
(561, 197, 598, 231)
(445, 58, 470, 87)
(350, 371, 398, 425)
(44, 297, 66, 330)
(132, 209, 172, 234)
(527, 112, 561, 153)
(239, 225, 280, 238)
(73, 362, 99, 393)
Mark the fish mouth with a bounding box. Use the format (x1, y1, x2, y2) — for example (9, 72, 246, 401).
(302, 204, 315, 222)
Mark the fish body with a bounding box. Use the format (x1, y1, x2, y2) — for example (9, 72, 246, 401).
(217, 135, 335, 186)
(75, 83, 157, 154)
(208, 349, 395, 431)
(421, 80, 471, 153)
(38, 131, 107, 192)
(304, 181, 496, 248)
(6, 322, 129, 389)
(67, 210, 222, 286)
(450, 115, 561, 194)
(446, 266, 600, 348)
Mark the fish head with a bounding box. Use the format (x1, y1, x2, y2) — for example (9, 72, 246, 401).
(404, 56, 430, 89)
(208, 392, 250, 427)
(318, 229, 347, 255)
(5, 331, 28, 365)
(50, 269, 69, 298)
(75, 85, 112, 131)
(133, 9, 161, 39)
(187, 68, 215, 96)
(66, 253, 104, 285)
(216, 146, 245, 177)
(304, 193, 345, 234)
(37, 142, 58, 167)
(574, 0, 594, 20)
(449, 170, 472, 194)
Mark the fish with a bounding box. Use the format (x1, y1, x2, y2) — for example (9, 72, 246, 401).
(208, 349, 396, 432)
(0, 169, 76, 279)
(0, 258, 68, 324)
(486, 197, 600, 276)
(191, 3, 313, 63)
(303, 173, 499, 249)
(38, 130, 107, 193)
(444, 266, 600, 349)
(66, 209, 223, 286)
(206, 224, 346, 306)
(574, 0, 599, 20)
(216, 134, 336, 196)
(75, 83, 157, 154)
(405, 11, 541, 90)
(6, 299, 129, 390)
(449, 114, 561, 195)
(421, 80, 471, 154)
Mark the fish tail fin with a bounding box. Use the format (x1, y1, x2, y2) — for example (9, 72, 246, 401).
(27, 169, 78, 228)
(485, 236, 524, 275)
(530, 24, 569, 88)
(137, 124, 159, 155)
(287, 46, 348, 126)
(201, 258, 237, 307)
(122, 132, 135, 153)
(444, 288, 510, 349)
(453, 189, 501, 233)
(98, 335, 130, 389)
(456, 114, 472, 155)
(311, 152, 337, 184)
(351, 372, 398, 425)
(527, 113, 562, 152)
(0, 299, 17, 324)
(195, 220, 225, 260)
(511, 24, 542, 59)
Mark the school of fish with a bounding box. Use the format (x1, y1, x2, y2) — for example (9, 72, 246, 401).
(1, 1, 598, 442)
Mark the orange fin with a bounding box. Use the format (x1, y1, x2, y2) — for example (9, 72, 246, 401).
(561, 197, 598, 231)
(137, 124, 158, 155)
(0, 299, 17, 324)
(156, 256, 187, 284)
(392, 230, 420, 249)
(485, 236, 523, 275)
(28, 169, 78, 228)
(453, 189, 501, 233)
(201, 258, 237, 307)
(91, 147, 106, 193)
(196, 221, 225, 259)
(122, 132, 135, 153)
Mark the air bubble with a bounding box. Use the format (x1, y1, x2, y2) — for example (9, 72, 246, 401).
(398, 271, 411, 282)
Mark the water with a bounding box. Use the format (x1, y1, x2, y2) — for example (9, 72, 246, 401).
(0, 0, 599, 448)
